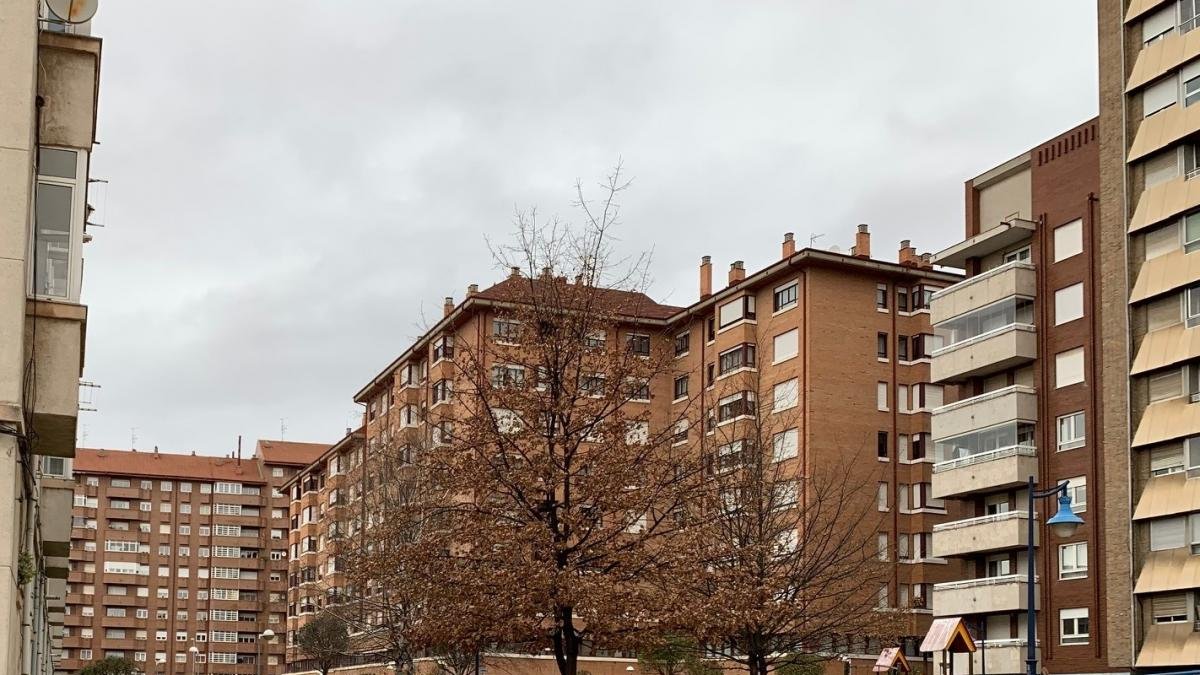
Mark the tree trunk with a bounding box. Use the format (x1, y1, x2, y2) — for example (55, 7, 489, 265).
(553, 605, 579, 675)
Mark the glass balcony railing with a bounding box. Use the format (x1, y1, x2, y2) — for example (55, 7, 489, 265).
(934, 297, 1034, 351)
(934, 422, 1035, 465)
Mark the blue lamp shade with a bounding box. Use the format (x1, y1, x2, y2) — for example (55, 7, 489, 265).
(1047, 492, 1085, 538)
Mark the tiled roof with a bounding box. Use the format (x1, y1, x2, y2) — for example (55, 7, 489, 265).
(474, 276, 682, 320)
(254, 439, 333, 467)
(74, 448, 266, 483)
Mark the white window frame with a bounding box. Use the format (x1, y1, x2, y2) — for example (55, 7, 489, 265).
(1059, 608, 1089, 645)
(30, 147, 87, 301)
(1058, 542, 1087, 580)
(1057, 411, 1086, 451)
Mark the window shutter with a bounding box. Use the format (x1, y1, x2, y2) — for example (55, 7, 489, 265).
(1153, 594, 1187, 618)
(1146, 291, 1182, 329)
(1143, 3, 1177, 43)
(1144, 151, 1180, 189)
(1150, 516, 1186, 550)
(1144, 74, 1180, 117)
(1150, 443, 1185, 473)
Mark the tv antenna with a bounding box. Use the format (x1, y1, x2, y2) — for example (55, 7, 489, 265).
(130, 427, 137, 449)
(279, 418, 287, 440)
(809, 233, 825, 248)
(45, 0, 98, 24)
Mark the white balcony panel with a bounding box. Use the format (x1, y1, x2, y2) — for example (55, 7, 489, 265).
(933, 385, 1037, 441)
(932, 575, 1039, 616)
(931, 325, 1037, 383)
(932, 510, 1036, 557)
(932, 445, 1039, 499)
(931, 262, 1036, 325)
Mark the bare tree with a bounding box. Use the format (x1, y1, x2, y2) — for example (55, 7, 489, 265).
(667, 361, 900, 675)
(413, 168, 705, 675)
(296, 611, 350, 675)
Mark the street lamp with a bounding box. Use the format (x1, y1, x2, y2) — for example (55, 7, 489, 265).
(1025, 477, 1084, 675)
(188, 645, 198, 675)
(257, 629, 276, 675)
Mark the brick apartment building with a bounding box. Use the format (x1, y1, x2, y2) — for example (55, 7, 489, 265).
(61, 441, 329, 675)
(925, 119, 1115, 673)
(280, 226, 963, 674)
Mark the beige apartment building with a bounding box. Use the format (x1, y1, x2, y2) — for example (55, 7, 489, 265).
(62, 441, 329, 675)
(0, 0, 103, 673)
(1098, 0, 1200, 670)
(283, 227, 963, 674)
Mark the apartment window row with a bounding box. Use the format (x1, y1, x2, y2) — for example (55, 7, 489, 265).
(1142, 50, 1200, 118)
(1142, 0, 1200, 45)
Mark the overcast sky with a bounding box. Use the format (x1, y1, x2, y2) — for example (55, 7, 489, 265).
(80, 1, 1098, 455)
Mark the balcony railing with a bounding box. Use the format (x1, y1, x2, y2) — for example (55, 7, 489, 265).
(934, 445, 1037, 473)
(934, 573, 1036, 591)
(932, 510, 1034, 533)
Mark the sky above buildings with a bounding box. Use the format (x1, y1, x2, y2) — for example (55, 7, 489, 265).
(81, 1, 1098, 454)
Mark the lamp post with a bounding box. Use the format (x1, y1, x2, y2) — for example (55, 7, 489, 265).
(257, 629, 275, 675)
(1024, 477, 1084, 675)
(188, 644, 198, 675)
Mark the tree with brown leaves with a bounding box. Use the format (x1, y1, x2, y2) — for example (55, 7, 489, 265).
(666, 362, 900, 675)
(411, 169, 705, 675)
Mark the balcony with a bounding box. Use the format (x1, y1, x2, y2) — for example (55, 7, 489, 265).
(933, 221, 1036, 269)
(931, 324, 1037, 383)
(933, 385, 1037, 441)
(932, 574, 1038, 616)
(950, 640, 1035, 675)
(932, 445, 1038, 500)
(41, 477, 73, 578)
(932, 510, 1036, 557)
(930, 262, 1036, 326)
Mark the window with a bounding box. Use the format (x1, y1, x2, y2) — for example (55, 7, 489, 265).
(1153, 594, 1189, 624)
(877, 483, 888, 511)
(717, 391, 756, 423)
(1148, 293, 1182, 331)
(773, 329, 798, 363)
(897, 335, 909, 361)
(773, 429, 798, 462)
(1057, 411, 1085, 451)
(1144, 74, 1179, 117)
(1059, 541, 1088, 580)
(627, 333, 651, 356)
(1149, 367, 1184, 401)
(1054, 219, 1084, 262)
(773, 379, 799, 411)
(985, 553, 1010, 577)
(718, 343, 756, 375)
(897, 287, 909, 312)
(719, 295, 756, 328)
(875, 283, 888, 310)
(493, 319, 520, 343)
(1150, 516, 1187, 551)
(1055, 348, 1085, 388)
(876, 382, 888, 411)
(625, 421, 649, 446)
(1060, 608, 1089, 645)
(432, 334, 453, 362)
(1151, 444, 1186, 476)
(432, 378, 452, 404)
(877, 431, 889, 459)
(774, 281, 798, 312)
(713, 440, 747, 473)
(1054, 283, 1084, 325)
(32, 147, 85, 300)
(877, 533, 889, 561)
(1188, 285, 1200, 327)
(674, 331, 690, 356)
(877, 333, 888, 359)
(1143, 2, 1176, 43)
(673, 375, 688, 401)
(1003, 246, 1031, 264)
(1064, 477, 1086, 512)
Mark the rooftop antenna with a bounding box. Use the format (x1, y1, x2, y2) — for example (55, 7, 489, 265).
(130, 427, 137, 450)
(79, 424, 88, 447)
(809, 233, 825, 248)
(279, 418, 287, 440)
(78, 380, 100, 412)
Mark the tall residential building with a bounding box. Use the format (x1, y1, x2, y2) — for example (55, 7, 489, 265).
(63, 442, 329, 675)
(926, 120, 1116, 674)
(1098, 0, 1200, 670)
(0, 1, 103, 673)
(284, 227, 963, 675)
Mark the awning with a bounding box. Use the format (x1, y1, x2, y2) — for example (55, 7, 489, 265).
(1129, 248, 1200, 305)
(1132, 397, 1200, 448)
(919, 617, 976, 654)
(1133, 474, 1200, 520)
(1136, 623, 1200, 667)
(1135, 548, 1200, 594)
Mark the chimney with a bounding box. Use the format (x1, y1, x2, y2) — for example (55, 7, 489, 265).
(728, 260, 746, 286)
(919, 252, 933, 269)
(236, 435, 242, 466)
(700, 256, 713, 299)
(782, 232, 796, 258)
(898, 239, 918, 267)
(851, 224, 871, 259)
(443, 296, 454, 317)
(540, 266, 552, 279)
(509, 266, 521, 278)
(467, 284, 478, 297)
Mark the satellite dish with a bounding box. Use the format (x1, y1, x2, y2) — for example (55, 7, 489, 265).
(828, 245, 842, 253)
(46, 0, 98, 24)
